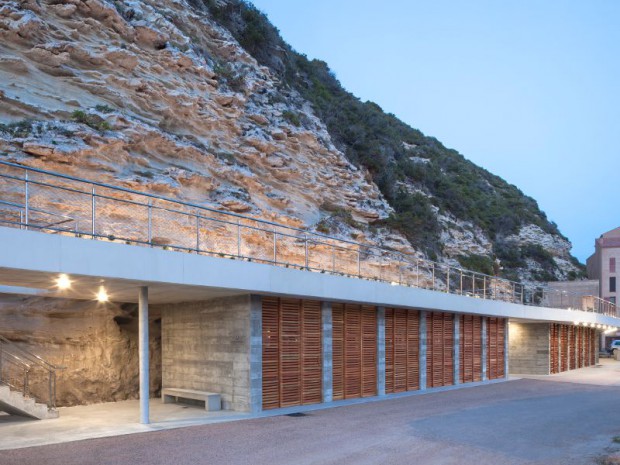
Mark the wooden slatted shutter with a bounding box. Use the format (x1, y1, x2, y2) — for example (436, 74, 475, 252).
(361, 306, 377, 397)
(560, 325, 568, 372)
(426, 312, 454, 388)
(569, 326, 576, 370)
(385, 309, 419, 393)
(406, 310, 420, 391)
(261, 297, 322, 410)
(332, 304, 377, 400)
(302, 300, 322, 404)
(460, 315, 482, 383)
(577, 326, 584, 368)
(550, 324, 559, 374)
(262, 297, 280, 410)
(332, 303, 345, 401)
(486, 318, 506, 380)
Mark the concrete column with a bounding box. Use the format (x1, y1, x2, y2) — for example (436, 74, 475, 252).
(322, 302, 333, 403)
(419, 311, 427, 390)
(377, 307, 386, 396)
(249, 295, 262, 414)
(453, 314, 460, 385)
(505, 319, 510, 379)
(138, 286, 149, 424)
(481, 317, 488, 381)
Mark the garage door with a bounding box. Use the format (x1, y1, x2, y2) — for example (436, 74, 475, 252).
(486, 317, 506, 380)
(460, 315, 482, 383)
(332, 304, 377, 400)
(426, 312, 454, 388)
(262, 297, 322, 410)
(385, 308, 420, 393)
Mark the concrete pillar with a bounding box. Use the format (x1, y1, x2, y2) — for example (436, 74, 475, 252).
(419, 311, 427, 390)
(481, 317, 488, 381)
(322, 302, 333, 403)
(505, 319, 510, 379)
(377, 307, 386, 396)
(453, 314, 460, 385)
(249, 295, 262, 414)
(138, 286, 149, 424)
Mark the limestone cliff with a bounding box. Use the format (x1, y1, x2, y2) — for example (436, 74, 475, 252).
(0, 0, 582, 405)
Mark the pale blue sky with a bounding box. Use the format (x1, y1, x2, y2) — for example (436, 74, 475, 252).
(250, 0, 620, 263)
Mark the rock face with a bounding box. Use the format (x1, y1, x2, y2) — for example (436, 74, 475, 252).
(0, 294, 161, 407)
(0, 0, 581, 405)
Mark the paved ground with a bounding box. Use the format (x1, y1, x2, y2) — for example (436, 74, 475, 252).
(2, 362, 620, 465)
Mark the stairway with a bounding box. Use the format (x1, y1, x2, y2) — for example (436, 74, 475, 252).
(0, 335, 62, 420)
(0, 385, 58, 419)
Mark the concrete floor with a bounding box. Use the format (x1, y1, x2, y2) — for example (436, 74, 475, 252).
(1, 360, 620, 465)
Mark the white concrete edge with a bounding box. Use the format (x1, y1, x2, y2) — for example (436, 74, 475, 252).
(1, 227, 618, 326)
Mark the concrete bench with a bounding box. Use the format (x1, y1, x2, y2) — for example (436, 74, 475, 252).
(161, 388, 221, 411)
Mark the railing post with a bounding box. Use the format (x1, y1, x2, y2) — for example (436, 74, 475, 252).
(237, 220, 241, 257)
(332, 245, 336, 273)
(416, 259, 420, 288)
(472, 273, 476, 296)
(24, 172, 29, 230)
(446, 266, 450, 293)
(304, 235, 309, 269)
(483, 275, 487, 299)
(273, 230, 277, 264)
(24, 369, 29, 397)
(431, 263, 435, 290)
(147, 199, 152, 246)
(399, 257, 402, 285)
(357, 247, 361, 277)
(195, 214, 200, 252)
(91, 186, 96, 238)
(460, 270, 463, 295)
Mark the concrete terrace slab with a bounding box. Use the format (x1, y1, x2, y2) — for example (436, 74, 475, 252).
(0, 227, 617, 327)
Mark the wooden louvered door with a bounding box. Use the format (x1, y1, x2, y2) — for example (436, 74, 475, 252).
(569, 326, 576, 370)
(560, 325, 568, 372)
(460, 315, 482, 383)
(332, 304, 377, 400)
(577, 326, 584, 368)
(385, 308, 420, 393)
(261, 297, 322, 410)
(426, 312, 454, 388)
(486, 318, 506, 379)
(550, 324, 559, 374)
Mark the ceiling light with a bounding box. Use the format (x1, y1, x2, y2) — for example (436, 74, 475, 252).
(96, 286, 109, 302)
(56, 274, 71, 290)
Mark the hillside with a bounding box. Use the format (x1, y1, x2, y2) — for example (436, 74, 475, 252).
(0, 0, 582, 282)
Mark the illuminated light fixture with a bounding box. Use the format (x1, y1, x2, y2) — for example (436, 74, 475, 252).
(56, 273, 71, 290)
(390, 282, 398, 286)
(96, 286, 109, 303)
(573, 321, 579, 326)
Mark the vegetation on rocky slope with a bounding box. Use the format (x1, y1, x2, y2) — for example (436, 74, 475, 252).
(194, 0, 584, 279)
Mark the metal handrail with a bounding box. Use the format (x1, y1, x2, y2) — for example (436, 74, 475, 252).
(0, 335, 63, 409)
(0, 159, 617, 320)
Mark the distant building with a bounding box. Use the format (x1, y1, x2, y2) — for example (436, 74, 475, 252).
(586, 226, 620, 348)
(586, 226, 620, 305)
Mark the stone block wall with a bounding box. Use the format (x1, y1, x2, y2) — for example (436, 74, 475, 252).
(508, 322, 550, 375)
(159, 295, 251, 411)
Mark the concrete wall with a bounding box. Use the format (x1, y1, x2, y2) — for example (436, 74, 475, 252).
(508, 322, 550, 375)
(160, 295, 251, 411)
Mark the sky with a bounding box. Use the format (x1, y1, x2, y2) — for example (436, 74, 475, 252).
(249, 0, 620, 263)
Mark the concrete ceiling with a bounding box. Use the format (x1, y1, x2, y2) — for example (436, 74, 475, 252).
(0, 268, 242, 304)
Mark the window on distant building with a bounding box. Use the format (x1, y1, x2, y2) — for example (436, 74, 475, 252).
(611, 277, 617, 293)
(611, 257, 617, 273)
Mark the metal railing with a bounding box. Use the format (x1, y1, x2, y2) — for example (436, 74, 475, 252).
(0, 335, 62, 410)
(0, 159, 617, 319)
